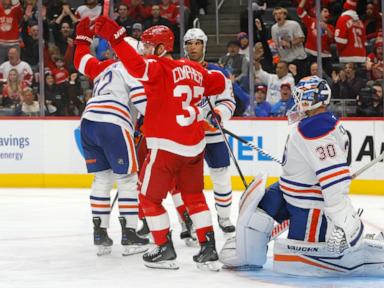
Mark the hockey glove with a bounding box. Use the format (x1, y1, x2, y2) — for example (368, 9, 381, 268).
(94, 16, 126, 46)
(206, 109, 222, 129)
(74, 17, 94, 46)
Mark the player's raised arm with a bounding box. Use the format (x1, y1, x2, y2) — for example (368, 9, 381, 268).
(94, 16, 148, 80)
(73, 17, 115, 80)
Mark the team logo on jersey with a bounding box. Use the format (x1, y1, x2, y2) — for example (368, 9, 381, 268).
(117, 158, 125, 165)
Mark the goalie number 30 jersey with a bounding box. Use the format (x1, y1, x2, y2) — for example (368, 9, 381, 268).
(279, 112, 351, 209)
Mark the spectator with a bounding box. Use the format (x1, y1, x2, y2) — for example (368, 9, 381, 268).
(237, 32, 250, 60)
(356, 83, 383, 116)
(361, 2, 382, 40)
(366, 40, 383, 81)
(52, 3, 77, 56)
(254, 85, 272, 117)
(331, 62, 365, 99)
(219, 40, 249, 83)
(75, 0, 101, 21)
(1, 68, 27, 107)
(160, 0, 178, 25)
(254, 58, 295, 105)
(21, 21, 50, 69)
(335, 0, 366, 63)
(115, 3, 134, 35)
(67, 72, 83, 116)
(0, 47, 33, 86)
(270, 83, 295, 117)
(143, 4, 171, 30)
(44, 73, 67, 115)
(127, 0, 151, 23)
(297, 0, 335, 76)
(17, 87, 40, 116)
(51, 55, 69, 91)
(309, 62, 332, 84)
(271, 7, 307, 78)
(131, 23, 143, 40)
(0, 0, 23, 64)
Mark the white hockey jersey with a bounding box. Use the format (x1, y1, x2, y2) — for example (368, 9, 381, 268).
(74, 45, 147, 135)
(279, 112, 351, 209)
(199, 63, 236, 144)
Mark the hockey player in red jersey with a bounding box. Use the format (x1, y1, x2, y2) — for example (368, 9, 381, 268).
(94, 17, 227, 270)
(73, 17, 149, 256)
(335, 0, 367, 63)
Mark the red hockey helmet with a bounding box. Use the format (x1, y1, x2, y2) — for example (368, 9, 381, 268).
(141, 25, 174, 53)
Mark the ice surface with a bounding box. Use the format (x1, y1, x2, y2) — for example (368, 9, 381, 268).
(0, 189, 383, 288)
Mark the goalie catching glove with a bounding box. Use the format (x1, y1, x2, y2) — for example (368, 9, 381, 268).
(94, 16, 127, 46)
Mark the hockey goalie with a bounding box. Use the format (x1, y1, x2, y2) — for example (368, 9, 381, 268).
(219, 76, 384, 277)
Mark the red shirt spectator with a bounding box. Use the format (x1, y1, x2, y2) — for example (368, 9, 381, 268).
(51, 57, 69, 85)
(0, 0, 22, 45)
(297, 1, 334, 58)
(160, 0, 178, 25)
(335, 1, 367, 63)
(367, 40, 383, 80)
(125, 0, 151, 22)
(294, 0, 330, 17)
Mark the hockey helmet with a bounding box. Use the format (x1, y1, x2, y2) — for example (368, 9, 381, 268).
(141, 25, 174, 54)
(183, 28, 208, 59)
(292, 75, 331, 113)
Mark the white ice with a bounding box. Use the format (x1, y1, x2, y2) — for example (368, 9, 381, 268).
(1, 188, 384, 288)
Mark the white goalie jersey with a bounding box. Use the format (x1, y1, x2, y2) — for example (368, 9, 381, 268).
(279, 112, 351, 209)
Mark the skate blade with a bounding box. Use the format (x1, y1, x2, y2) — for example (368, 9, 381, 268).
(144, 260, 179, 270)
(222, 264, 262, 271)
(184, 238, 199, 247)
(196, 261, 221, 272)
(122, 245, 149, 256)
(96, 245, 112, 256)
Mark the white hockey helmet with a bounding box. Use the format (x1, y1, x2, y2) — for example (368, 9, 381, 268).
(183, 28, 208, 60)
(123, 36, 144, 55)
(292, 75, 331, 113)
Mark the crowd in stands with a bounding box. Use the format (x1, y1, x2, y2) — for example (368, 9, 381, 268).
(0, 0, 382, 117)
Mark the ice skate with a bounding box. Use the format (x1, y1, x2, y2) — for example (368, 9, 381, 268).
(93, 217, 113, 256)
(137, 218, 150, 238)
(218, 216, 235, 233)
(143, 232, 179, 270)
(180, 212, 198, 247)
(193, 231, 221, 272)
(119, 217, 150, 256)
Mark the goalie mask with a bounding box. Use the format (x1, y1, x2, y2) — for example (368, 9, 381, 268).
(292, 75, 331, 113)
(183, 28, 208, 61)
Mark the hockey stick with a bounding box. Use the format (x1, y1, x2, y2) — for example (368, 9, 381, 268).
(110, 133, 145, 210)
(222, 128, 284, 165)
(270, 153, 383, 240)
(205, 97, 248, 188)
(103, 0, 110, 17)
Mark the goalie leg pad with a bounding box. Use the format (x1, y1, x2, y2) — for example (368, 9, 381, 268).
(115, 173, 139, 229)
(273, 237, 384, 276)
(91, 169, 114, 228)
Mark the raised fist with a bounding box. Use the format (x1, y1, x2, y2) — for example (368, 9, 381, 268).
(74, 17, 94, 46)
(94, 16, 126, 46)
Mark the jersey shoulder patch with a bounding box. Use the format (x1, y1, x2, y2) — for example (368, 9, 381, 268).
(298, 112, 339, 139)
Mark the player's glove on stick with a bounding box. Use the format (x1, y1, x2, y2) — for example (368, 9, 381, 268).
(206, 109, 222, 129)
(95, 16, 126, 46)
(74, 17, 94, 46)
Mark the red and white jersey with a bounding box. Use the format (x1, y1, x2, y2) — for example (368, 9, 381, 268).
(0, 2, 22, 44)
(297, 7, 334, 57)
(279, 112, 351, 210)
(0, 60, 33, 86)
(335, 10, 367, 63)
(113, 40, 226, 157)
(74, 44, 146, 134)
(75, 5, 102, 21)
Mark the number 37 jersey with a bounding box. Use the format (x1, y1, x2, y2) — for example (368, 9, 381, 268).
(279, 112, 351, 210)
